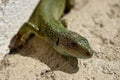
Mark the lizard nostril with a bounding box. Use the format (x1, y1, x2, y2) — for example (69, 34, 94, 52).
(85, 50, 93, 58)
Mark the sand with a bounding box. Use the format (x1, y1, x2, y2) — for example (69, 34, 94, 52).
(0, 0, 120, 80)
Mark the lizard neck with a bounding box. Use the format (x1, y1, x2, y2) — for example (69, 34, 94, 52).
(28, 0, 66, 23)
(43, 19, 67, 46)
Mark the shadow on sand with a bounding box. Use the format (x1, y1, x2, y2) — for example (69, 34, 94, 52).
(8, 36, 79, 74)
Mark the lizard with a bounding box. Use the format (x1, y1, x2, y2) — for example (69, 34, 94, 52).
(9, 0, 94, 59)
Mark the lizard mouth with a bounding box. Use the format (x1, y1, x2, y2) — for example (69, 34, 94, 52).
(66, 47, 94, 58)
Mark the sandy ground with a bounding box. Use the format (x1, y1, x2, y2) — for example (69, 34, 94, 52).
(0, 0, 120, 80)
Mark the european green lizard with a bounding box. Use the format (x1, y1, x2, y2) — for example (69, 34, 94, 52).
(9, 0, 94, 58)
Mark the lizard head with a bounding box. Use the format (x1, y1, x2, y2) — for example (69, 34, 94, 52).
(55, 31, 94, 59)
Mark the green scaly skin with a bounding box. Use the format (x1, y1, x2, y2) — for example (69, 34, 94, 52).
(9, 0, 93, 58)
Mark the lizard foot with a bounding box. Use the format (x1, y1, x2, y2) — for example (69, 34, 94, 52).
(9, 34, 25, 54)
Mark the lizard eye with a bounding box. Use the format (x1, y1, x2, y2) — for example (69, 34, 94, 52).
(71, 42, 77, 47)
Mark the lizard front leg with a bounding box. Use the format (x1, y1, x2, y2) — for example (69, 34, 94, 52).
(9, 22, 39, 52)
(61, 0, 75, 28)
(61, 19, 68, 28)
(65, 0, 75, 13)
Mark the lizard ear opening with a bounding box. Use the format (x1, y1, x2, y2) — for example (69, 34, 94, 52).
(56, 38, 59, 45)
